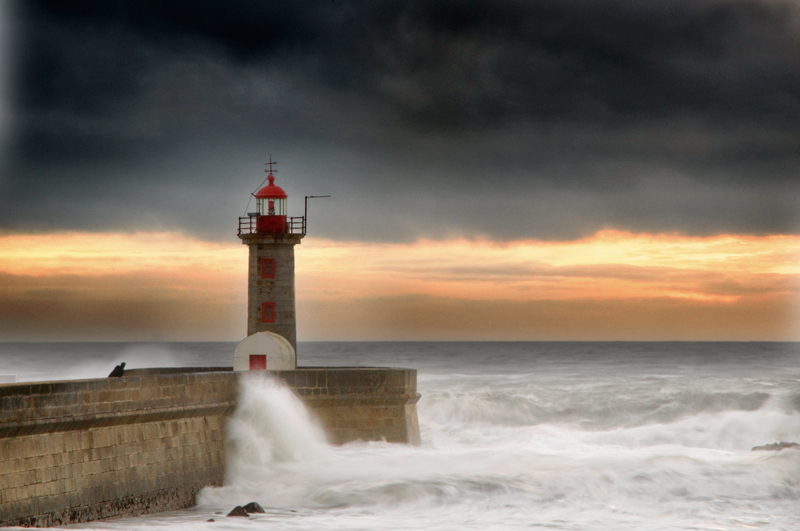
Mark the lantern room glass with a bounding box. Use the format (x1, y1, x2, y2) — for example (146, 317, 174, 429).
(257, 197, 286, 216)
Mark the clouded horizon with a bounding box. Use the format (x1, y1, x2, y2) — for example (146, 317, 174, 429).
(4, 0, 800, 242)
(0, 1, 798, 341)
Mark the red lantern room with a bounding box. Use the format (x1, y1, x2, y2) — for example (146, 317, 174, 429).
(254, 174, 288, 234)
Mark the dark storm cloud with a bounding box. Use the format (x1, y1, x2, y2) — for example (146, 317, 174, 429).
(1, 0, 799, 241)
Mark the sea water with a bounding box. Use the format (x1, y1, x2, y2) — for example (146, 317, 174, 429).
(1, 341, 799, 530)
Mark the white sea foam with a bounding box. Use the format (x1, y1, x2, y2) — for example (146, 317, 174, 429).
(223, 373, 329, 467)
(190, 348, 800, 530)
(198, 374, 332, 509)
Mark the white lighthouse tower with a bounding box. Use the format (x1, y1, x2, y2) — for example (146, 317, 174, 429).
(233, 162, 306, 371)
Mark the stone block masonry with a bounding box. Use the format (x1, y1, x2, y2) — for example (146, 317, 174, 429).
(239, 233, 304, 351)
(0, 371, 235, 527)
(0, 366, 420, 527)
(271, 368, 421, 445)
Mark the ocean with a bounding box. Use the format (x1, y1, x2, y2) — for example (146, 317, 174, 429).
(2, 341, 800, 530)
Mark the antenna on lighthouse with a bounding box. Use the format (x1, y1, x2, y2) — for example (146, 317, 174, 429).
(304, 195, 331, 234)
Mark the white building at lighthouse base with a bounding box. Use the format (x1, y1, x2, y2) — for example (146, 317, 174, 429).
(233, 331, 296, 371)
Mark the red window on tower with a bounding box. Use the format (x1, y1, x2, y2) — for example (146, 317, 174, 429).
(260, 258, 276, 279)
(261, 302, 276, 323)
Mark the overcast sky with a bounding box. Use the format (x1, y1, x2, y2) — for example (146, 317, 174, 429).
(2, 0, 798, 243)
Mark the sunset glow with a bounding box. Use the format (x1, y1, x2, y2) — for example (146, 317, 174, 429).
(0, 232, 246, 278)
(297, 231, 800, 304)
(0, 230, 797, 341)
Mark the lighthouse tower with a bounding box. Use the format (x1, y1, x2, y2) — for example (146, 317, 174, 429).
(237, 166, 305, 356)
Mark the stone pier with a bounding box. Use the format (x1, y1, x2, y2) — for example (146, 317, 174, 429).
(0, 367, 420, 527)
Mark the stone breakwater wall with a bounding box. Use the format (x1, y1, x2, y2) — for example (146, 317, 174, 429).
(0, 367, 420, 527)
(269, 368, 421, 446)
(0, 369, 235, 527)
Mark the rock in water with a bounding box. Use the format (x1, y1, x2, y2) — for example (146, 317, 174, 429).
(243, 502, 265, 514)
(227, 506, 249, 517)
(752, 441, 799, 451)
(108, 362, 126, 377)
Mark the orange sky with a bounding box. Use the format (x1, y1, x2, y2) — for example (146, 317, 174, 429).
(0, 230, 797, 341)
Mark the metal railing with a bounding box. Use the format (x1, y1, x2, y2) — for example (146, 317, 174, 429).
(238, 216, 306, 236)
(287, 216, 306, 234)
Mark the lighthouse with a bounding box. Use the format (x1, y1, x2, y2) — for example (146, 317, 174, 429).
(234, 164, 305, 370)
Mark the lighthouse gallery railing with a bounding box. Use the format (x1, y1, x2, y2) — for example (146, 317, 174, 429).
(238, 216, 306, 236)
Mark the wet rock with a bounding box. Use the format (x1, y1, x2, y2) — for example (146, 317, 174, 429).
(243, 502, 265, 514)
(752, 441, 799, 451)
(227, 506, 249, 517)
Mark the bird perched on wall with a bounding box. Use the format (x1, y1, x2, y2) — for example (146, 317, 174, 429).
(108, 362, 126, 377)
